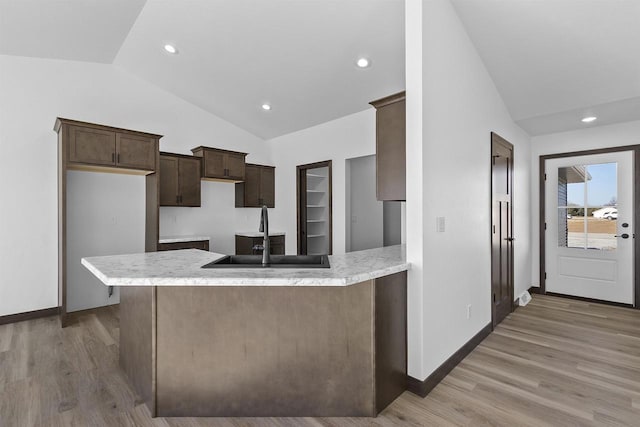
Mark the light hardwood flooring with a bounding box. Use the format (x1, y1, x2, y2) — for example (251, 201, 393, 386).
(1, 294, 639, 426)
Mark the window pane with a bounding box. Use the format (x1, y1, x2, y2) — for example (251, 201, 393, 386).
(558, 166, 586, 207)
(586, 163, 617, 210)
(558, 162, 617, 251)
(558, 208, 586, 248)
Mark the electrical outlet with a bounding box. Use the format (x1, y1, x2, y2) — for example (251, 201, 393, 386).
(436, 216, 445, 232)
(466, 304, 472, 319)
(352, 215, 358, 223)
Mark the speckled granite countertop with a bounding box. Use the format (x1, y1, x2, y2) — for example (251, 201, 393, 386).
(81, 245, 408, 287)
(158, 235, 210, 244)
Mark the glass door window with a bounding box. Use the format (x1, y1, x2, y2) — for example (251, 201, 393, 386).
(557, 163, 618, 251)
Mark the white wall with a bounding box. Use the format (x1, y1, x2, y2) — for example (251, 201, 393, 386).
(266, 109, 377, 255)
(347, 155, 384, 252)
(530, 119, 640, 288)
(66, 171, 145, 312)
(406, 0, 531, 380)
(0, 54, 268, 317)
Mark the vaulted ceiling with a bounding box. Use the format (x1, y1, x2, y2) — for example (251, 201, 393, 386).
(1, 0, 639, 138)
(451, 0, 640, 135)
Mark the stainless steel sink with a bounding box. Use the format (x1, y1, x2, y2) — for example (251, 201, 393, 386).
(202, 254, 330, 269)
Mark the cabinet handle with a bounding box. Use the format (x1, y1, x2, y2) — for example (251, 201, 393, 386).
(112, 153, 115, 163)
(179, 195, 183, 204)
(176, 195, 179, 204)
(117, 153, 120, 163)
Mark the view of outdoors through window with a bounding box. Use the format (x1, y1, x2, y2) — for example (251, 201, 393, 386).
(557, 163, 617, 250)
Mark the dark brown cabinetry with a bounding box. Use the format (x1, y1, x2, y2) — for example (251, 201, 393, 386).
(54, 117, 162, 328)
(68, 123, 157, 171)
(191, 146, 247, 181)
(370, 92, 406, 201)
(235, 163, 275, 207)
(235, 235, 285, 255)
(159, 153, 202, 207)
(158, 239, 209, 251)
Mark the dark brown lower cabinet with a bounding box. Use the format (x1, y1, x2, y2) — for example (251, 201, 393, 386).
(158, 240, 209, 251)
(235, 235, 284, 255)
(119, 271, 407, 417)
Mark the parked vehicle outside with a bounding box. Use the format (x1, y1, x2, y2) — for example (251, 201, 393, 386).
(592, 207, 618, 220)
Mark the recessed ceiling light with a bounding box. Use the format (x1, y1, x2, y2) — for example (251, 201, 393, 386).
(164, 44, 178, 54)
(356, 57, 370, 68)
(261, 103, 271, 111)
(581, 116, 597, 123)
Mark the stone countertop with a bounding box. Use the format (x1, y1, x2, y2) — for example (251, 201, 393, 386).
(159, 235, 210, 244)
(81, 245, 408, 287)
(235, 231, 285, 238)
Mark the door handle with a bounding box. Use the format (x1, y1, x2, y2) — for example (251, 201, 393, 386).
(504, 237, 515, 241)
(615, 233, 630, 239)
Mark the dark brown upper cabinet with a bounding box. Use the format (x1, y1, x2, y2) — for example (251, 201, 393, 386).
(235, 164, 275, 208)
(62, 120, 158, 172)
(370, 92, 406, 201)
(159, 152, 202, 207)
(191, 146, 247, 181)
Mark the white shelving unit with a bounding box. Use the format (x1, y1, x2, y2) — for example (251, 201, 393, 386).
(305, 166, 330, 255)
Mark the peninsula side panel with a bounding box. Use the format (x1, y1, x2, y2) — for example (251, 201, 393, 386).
(155, 282, 376, 417)
(119, 286, 156, 415)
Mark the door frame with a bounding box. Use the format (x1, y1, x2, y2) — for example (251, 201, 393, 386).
(539, 145, 640, 309)
(296, 160, 333, 255)
(490, 132, 515, 328)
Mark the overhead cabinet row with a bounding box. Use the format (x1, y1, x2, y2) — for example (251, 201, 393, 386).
(159, 148, 275, 208)
(192, 146, 247, 181)
(61, 120, 159, 172)
(370, 91, 406, 202)
(57, 119, 275, 208)
(159, 153, 202, 207)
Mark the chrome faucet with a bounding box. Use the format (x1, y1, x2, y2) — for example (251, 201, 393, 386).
(259, 205, 270, 266)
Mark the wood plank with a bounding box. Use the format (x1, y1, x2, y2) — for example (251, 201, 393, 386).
(1, 294, 640, 425)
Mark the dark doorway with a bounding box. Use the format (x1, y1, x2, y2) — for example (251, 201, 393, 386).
(491, 132, 514, 328)
(297, 160, 332, 255)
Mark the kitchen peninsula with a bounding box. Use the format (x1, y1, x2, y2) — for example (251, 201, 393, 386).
(82, 245, 409, 418)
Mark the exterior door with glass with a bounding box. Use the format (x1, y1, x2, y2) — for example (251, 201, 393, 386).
(545, 151, 634, 304)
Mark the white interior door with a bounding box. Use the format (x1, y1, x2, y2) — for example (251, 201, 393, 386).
(545, 151, 634, 304)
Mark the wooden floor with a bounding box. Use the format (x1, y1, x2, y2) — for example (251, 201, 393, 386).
(1, 294, 639, 426)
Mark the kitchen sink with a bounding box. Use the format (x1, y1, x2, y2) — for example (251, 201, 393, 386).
(202, 254, 330, 269)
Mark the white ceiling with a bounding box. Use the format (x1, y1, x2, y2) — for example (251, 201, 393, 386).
(451, 0, 640, 135)
(2, 0, 639, 138)
(0, 0, 146, 63)
(114, 0, 405, 139)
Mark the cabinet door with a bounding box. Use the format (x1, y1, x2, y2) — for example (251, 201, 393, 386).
(116, 133, 157, 170)
(260, 167, 275, 208)
(203, 150, 226, 178)
(376, 99, 406, 201)
(270, 235, 285, 255)
(159, 156, 179, 206)
(243, 165, 261, 207)
(226, 153, 246, 180)
(68, 126, 116, 166)
(235, 236, 256, 255)
(178, 157, 201, 207)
